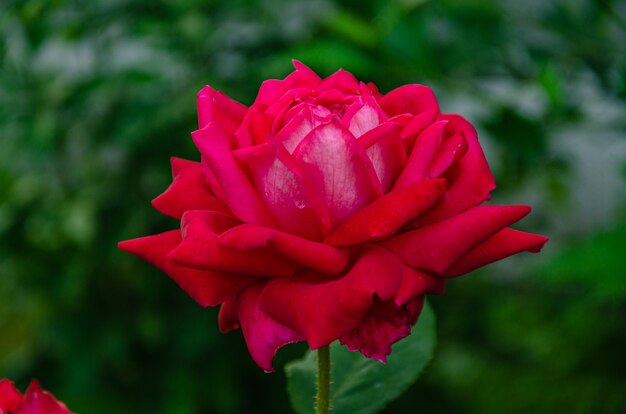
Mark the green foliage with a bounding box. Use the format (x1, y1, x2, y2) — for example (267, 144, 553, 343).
(540, 225, 626, 302)
(1, 0, 625, 413)
(286, 303, 436, 414)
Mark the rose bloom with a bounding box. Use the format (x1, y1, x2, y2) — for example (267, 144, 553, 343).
(0, 379, 71, 414)
(119, 61, 548, 372)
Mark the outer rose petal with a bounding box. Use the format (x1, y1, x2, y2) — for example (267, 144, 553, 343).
(378, 84, 439, 117)
(234, 105, 274, 147)
(197, 85, 247, 135)
(254, 61, 321, 106)
(192, 122, 275, 226)
(292, 60, 323, 85)
(169, 211, 299, 276)
(411, 114, 496, 226)
(318, 69, 360, 94)
(13, 380, 71, 414)
(218, 299, 240, 333)
(293, 122, 383, 227)
(254, 80, 286, 107)
(118, 230, 258, 307)
(379, 205, 532, 273)
(259, 245, 403, 349)
(394, 266, 445, 306)
(324, 179, 447, 246)
(360, 81, 382, 99)
(444, 228, 549, 277)
(0, 379, 22, 413)
(219, 224, 349, 274)
(152, 157, 230, 219)
(340, 296, 424, 362)
(237, 283, 304, 372)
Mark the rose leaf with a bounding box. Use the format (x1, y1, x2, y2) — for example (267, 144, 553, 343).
(285, 301, 436, 414)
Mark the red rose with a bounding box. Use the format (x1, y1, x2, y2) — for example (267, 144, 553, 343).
(0, 379, 71, 414)
(119, 61, 548, 372)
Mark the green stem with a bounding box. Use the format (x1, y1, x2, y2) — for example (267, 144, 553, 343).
(316, 345, 331, 414)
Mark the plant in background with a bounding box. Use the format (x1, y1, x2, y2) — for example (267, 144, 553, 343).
(0, 379, 72, 414)
(119, 61, 547, 413)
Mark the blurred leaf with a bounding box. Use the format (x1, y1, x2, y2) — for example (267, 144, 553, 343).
(482, 106, 548, 188)
(539, 62, 566, 113)
(539, 225, 626, 301)
(323, 10, 379, 48)
(285, 302, 436, 414)
(269, 40, 375, 78)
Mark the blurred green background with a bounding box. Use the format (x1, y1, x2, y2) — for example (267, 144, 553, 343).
(1, 0, 625, 412)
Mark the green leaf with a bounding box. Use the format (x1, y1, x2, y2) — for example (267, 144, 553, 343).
(538, 224, 626, 302)
(285, 301, 436, 414)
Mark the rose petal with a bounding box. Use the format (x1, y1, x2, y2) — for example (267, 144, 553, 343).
(218, 299, 240, 333)
(274, 102, 329, 133)
(401, 109, 440, 141)
(410, 114, 496, 226)
(357, 123, 407, 192)
(237, 283, 304, 372)
(260, 245, 403, 348)
(293, 122, 383, 227)
(151, 157, 230, 219)
(388, 113, 416, 126)
(219, 224, 349, 274)
(265, 88, 316, 119)
(197, 86, 247, 135)
(168, 211, 299, 276)
(291, 60, 323, 85)
(426, 132, 468, 178)
(315, 89, 356, 110)
(13, 380, 71, 414)
(192, 122, 275, 226)
(276, 104, 333, 153)
(378, 84, 439, 117)
(360, 81, 382, 98)
(118, 230, 258, 306)
(0, 378, 22, 413)
(378, 205, 532, 273)
(340, 296, 424, 362)
(318, 68, 360, 94)
(394, 266, 445, 306)
(253, 61, 321, 107)
(254, 80, 286, 107)
(393, 120, 448, 190)
(444, 228, 549, 277)
(324, 179, 447, 246)
(199, 159, 224, 199)
(234, 105, 274, 147)
(357, 122, 402, 149)
(242, 141, 330, 240)
(341, 96, 388, 138)
(282, 61, 323, 92)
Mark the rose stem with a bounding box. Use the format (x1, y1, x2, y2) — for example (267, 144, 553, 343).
(316, 344, 331, 414)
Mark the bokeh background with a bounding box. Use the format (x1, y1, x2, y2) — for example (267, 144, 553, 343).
(1, 0, 625, 412)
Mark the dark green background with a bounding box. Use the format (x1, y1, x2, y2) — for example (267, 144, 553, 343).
(1, 0, 625, 412)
